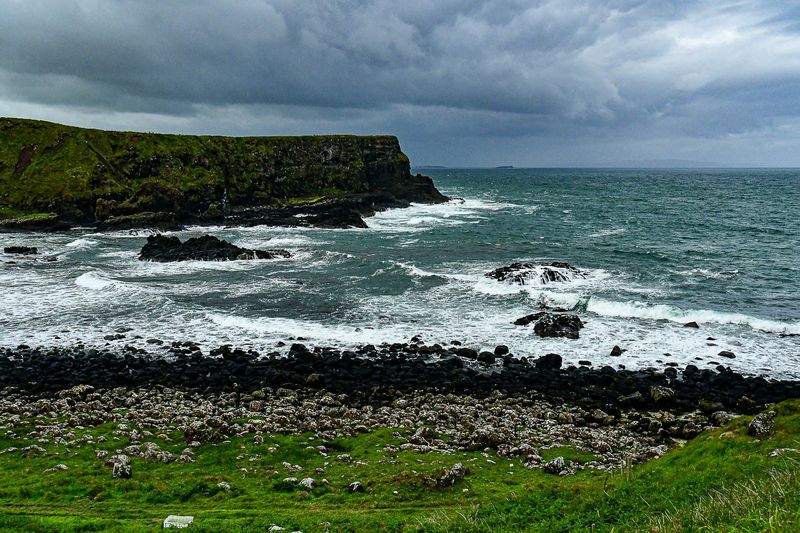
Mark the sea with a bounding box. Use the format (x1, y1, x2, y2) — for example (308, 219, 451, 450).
(1, 168, 798, 378)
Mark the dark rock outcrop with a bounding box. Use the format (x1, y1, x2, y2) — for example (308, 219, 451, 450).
(486, 261, 586, 285)
(514, 312, 584, 339)
(139, 234, 291, 262)
(3, 246, 37, 254)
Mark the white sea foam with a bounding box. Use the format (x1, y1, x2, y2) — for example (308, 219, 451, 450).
(87, 229, 161, 238)
(131, 257, 281, 276)
(589, 228, 626, 238)
(75, 271, 123, 290)
(586, 297, 800, 334)
(672, 268, 739, 279)
(265, 235, 323, 247)
(366, 198, 514, 233)
(65, 238, 98, 248)
(207, 313, 414, 347)
(97, 250, 139, 259)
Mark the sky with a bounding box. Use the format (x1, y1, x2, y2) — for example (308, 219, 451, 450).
(1, 0, 799, 167)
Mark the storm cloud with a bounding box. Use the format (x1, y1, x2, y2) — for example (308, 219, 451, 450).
(1, 0, 799, 165)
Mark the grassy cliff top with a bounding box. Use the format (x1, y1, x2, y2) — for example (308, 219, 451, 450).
(0, 117, 411, 221)
(0, 117, 400, 142)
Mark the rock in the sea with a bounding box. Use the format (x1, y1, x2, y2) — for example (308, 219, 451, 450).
(139, 234, 290, 262)
(485, 261, 586, 285)
(514, 312, 583, 339)
(3, 246, 38, 255)
(718, 350, 736, 359)
(610, 345, 624, 356)
(684, 321, 700, 328)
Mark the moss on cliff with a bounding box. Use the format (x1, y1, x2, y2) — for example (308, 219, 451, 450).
(0, 118, 425, 222)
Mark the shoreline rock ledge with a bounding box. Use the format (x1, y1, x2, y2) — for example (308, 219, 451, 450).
(0, 117, 449, 232)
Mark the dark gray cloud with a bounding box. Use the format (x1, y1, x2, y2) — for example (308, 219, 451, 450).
(1, 0, 799, 165)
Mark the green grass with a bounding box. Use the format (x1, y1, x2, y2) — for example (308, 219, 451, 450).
(1, 401, 799, 531)
(0, 206, 54, 220)
(0, 117, 408, 217)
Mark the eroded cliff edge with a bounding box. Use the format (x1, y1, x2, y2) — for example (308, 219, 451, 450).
(0, 118, 447, 230)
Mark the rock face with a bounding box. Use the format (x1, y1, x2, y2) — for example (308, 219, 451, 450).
(514, 312, 584, 339)
(0, 118, 447, 231)
(486, 262, 586, 285)
(139, 234, 291, 262)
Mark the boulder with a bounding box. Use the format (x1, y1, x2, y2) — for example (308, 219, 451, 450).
(454, 347, 478, 360)
(494, 345, 509, 356)
(436, 463, 467, 486)
(139, 234, 290, 262)
(748, 411, 775, 439)
(718, 351, 736, 359)
(543, 456, 566, 475)
(684, 321, 700, 328)
(477, 352, 496, 365)
(610, 345, 624, 356)
(514, 312, 583, 339)
(535, 353, 562, 370)
(107, 454, 132, 478)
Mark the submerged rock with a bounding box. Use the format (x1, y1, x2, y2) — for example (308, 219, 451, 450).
(486, 261, 586, 285)
(139, 234, 291, 262)
(3, 246, 38, 255)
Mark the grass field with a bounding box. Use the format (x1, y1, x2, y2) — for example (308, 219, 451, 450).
(1, 401, 799, 532)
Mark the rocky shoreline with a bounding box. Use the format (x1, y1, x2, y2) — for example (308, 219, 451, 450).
(1, 341, 796, 478)
(4, 342, 797, 413)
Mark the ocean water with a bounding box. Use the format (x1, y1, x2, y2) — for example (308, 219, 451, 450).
(1, 168, 799, 377)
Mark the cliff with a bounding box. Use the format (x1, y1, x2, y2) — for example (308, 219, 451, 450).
(0, 118, 446, 230)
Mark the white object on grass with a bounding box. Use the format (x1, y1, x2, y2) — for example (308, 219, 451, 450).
(163, 515, 194, 528)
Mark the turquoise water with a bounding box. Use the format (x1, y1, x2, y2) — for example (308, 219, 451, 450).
(1, 168, 798, 377)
